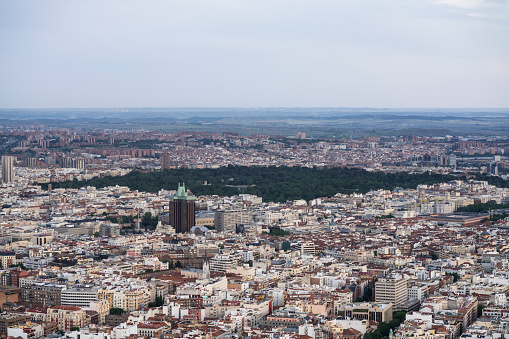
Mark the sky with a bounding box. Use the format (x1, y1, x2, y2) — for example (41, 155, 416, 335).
(0, 0, 508, 109)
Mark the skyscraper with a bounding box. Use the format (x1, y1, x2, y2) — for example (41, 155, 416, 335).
(1, 155, 15, 183)
(161, 152, 171, 171)
(169, 183, 196, 233)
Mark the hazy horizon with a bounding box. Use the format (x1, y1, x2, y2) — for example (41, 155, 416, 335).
(1, 0, 508, 108)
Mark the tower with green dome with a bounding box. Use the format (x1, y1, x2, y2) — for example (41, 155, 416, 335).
(169, 183, 196, 233)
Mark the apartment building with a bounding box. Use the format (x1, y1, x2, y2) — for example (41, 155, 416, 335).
(46, 305, 87, 331)
(21, 283, 66, 307)
(214, 209, 253, 232)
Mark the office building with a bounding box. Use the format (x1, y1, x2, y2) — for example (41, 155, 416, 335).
(169, 183, 196, 233)
(375, 276, 408, 311)
(336, 302, 393, 323)
(61, 287, 99, 307)
(1, 155, 15, 183)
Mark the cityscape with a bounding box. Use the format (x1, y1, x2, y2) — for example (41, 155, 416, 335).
(0, 118, 508, 339)
(1, 1, 509, 339)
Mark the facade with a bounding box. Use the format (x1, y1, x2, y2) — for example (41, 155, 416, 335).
(214, 209, 253, 232)
(375, 277, 408, 311)
(100, 223, 120, 237)
(169, 183, 196, 234)
(0, 314, 31, 335)
(298, 242, 316, 255)
(61, 287, 99, 307)
(21, 283, 65, 307)
(209, 254, 236, 273)
(161, 152, 171, 170)
(7, 323, 44, 339)
(0, 251, 16, 268)
(59, 157, 85, 169)
(46, 305, 87, 331)
(1, 155, 15, 183)
(336, 302, 393, 323)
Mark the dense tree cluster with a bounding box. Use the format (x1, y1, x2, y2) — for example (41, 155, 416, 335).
(364, 311, 406, 339)
(456, 201, 509, 213)
(44, 166, 458, 202)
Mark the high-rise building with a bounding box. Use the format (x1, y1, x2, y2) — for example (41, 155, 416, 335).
(375, 276, 408, 311)
(161, 152, 171, 170)
(169, 183, 196, 233)
(24, 157, 37, 168)
(1, 156, 15, 183)
(487, 163, 499, 175)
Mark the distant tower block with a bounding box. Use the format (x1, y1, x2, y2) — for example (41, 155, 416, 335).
(161, 152, 171, 170)
(296, 132, 306, 140)
(169, 183, 196, 233)
(418, 186, 426, 202)
(1, 155, 15, 183)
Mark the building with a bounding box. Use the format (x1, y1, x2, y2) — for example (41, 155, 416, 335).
(169, 183, 196, 234)
(214, 209, 253, 232)
(61, 287, 99, 308)
(59, 157, 85, 169)
(408, 284, 430, 304)
(0, 313, 31, 335)
(99, 223, 120, 237)
(21, 283, 65, 307)
(89, 300, 110, 325)
(46, 305, 87, 331)
(161, 152, 171, 170)
(375, 276, 408, 311)
(429, 212, 490, 226)
(336, 302, 393, 323)
(24, 157, 37, 168)
(0, 251, 16, 268)
(1, 155, 15, 183)
(7, 322, 44, 339)
(209, 255, 236, 273)
(297, 242, 316, 255)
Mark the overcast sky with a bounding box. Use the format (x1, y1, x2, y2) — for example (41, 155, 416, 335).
(0, 0, 508, 108)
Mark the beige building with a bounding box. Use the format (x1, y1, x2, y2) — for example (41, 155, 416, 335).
(214, 209, 253, 232)
(1, 155, 15, 183)
(89, 300, 110, 325)
(46, 305, 86, 331)
(98, 287, 153, 312)
(336, 302, 393, 323)
(375, 276, 408, 311)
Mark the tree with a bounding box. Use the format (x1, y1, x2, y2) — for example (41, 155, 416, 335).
(362, 287, 373, 301)
(478, 304, 485, 317)
(94, 232, 100, 237)
(379, 322, 391, 337)
(175, 261, 182, 268)
(148, 296, 164, 307)
(10, 263, 29, 270)
(70, 327, 80, 331)
(110, 307, 124, 315)
(447, 272, 460, 282)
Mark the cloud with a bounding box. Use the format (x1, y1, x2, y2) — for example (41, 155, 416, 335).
(436, 0, 507, 8)
(436, 0, 484, 8)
